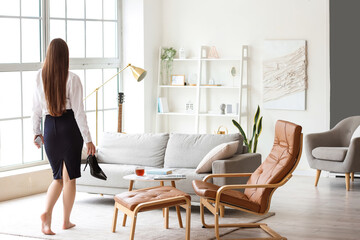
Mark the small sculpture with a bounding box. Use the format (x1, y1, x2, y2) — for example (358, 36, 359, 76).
(220, 104, 226, 115)
(179, 47, 186, 59)
(208, 46, 219, 58)
(186, 101, 194, 113)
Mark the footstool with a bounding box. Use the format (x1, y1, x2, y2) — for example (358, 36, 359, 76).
(112, 186, 191, 240)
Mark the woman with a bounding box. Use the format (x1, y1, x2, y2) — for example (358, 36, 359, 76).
(32, 38, 96, 235)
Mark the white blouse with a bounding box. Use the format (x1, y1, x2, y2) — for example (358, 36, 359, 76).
(32, 70, 92, 143)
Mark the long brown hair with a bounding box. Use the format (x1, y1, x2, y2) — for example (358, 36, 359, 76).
(42, 38, 69, 117)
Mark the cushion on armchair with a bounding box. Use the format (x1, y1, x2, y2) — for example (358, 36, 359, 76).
(312, 147, 348, 162)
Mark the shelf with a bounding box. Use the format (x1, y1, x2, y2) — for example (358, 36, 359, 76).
(164, 58, 242, 62)
(200, 85, 241, 89)
(157, 112, 246, 117)
(172, 58, 199, 61)
(157, 112, 195, 116)
(159, 85, 197, 88)
(159, 85, 245, 89)
(199, 113, 240, 117)
(200, 58, 242, 61)
(156, 45, 249, 134)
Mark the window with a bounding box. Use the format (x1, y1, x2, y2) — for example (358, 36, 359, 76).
(0, 0, 120, 171)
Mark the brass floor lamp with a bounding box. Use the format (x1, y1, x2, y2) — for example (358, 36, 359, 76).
(84, 64, 147, 145)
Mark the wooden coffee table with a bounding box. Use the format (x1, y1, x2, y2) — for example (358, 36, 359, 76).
(122, 174, 186, 229)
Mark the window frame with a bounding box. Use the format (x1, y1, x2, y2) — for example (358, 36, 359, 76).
(0, 0, 122, 172)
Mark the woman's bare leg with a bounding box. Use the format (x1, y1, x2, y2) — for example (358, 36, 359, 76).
(41, 179, 63, 235)
(62, 162, 76, 229)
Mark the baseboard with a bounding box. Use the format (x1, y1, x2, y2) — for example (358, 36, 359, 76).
(0, 165, 52, 202)
(330, 172, 360, 178)
(293, 169, 331, 177)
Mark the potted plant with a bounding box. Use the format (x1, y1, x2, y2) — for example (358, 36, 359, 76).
(232, 106, 263, 153)
(161, 47, 176, 85)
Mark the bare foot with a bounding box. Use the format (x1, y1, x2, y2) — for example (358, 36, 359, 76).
(41, 212, 55, 235)
(63, 221, 76, 230)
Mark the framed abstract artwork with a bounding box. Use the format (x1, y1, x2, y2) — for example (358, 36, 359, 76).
(263, 40, 308, 110)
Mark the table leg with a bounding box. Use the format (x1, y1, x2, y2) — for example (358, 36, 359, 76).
(160, 181, 165, 217)
(172, 181, 183, 228)
(122, 180, 134, 227)
(164, 207, 169, 229)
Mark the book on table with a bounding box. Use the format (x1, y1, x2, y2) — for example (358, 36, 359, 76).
(146, 168, 173, 175)
(153, 174, 186, 180)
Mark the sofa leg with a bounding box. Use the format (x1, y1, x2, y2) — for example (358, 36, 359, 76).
(351, 172, 355, 182)
(345, 173, 350, 191)
(315, 170, 321, 187)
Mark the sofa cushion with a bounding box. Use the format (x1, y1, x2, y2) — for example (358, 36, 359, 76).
(164, 133, 243, 168)
(195, 141, 239, 173)
(312, 147, 348, 162)
(97, 132, 169, 167)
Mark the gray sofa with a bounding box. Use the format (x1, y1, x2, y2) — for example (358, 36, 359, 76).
(77, 132, 261, 202)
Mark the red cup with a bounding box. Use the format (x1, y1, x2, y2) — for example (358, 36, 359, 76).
(135, 167, 145, 176)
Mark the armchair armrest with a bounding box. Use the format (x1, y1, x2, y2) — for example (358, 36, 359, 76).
(306, 129, 342, 148)
(203, 173, 252, 182)
(305, 129, 342, 169)
(211, 153, 261, 186)
(214, 175, 293, 206)
(343, 137, 360, 172)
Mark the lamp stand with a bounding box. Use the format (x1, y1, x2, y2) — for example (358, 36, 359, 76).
(84, 63, 146, 146)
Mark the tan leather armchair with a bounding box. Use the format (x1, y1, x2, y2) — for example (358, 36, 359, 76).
(192, 120, 303, 240)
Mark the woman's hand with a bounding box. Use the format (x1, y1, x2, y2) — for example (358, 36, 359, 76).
(34, 135, 44, 149)
(86, 142, 96, 156)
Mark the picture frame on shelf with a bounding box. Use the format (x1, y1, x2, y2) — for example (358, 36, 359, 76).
(171, 75, 185, 86)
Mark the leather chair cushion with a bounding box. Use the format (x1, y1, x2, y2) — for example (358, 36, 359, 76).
(192, 180, 261, 212)
(114, 186, 191, 211)
(244, 120, 302, 213)
(312, 147, 348, 162)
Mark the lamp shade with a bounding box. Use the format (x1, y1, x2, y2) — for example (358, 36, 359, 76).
(129, 65, 147, 82)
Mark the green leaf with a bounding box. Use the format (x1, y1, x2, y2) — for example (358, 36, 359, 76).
(257, 117, 263, 135)
(250, 120, 256, 143)
(232, 119, 248, 146)
(254, 105, 260, 126)
(253, 133, 259, 153)
(249, 138, 253, 153)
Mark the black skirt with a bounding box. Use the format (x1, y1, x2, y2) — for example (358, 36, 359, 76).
(44, 109, 84, 180)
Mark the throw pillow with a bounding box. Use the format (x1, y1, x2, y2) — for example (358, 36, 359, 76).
(195, 141, 239, 174)
(351, 125, 360, 141)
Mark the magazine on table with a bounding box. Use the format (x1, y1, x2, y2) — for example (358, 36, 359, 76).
(153, 174, 186, 180)
(146, 168, 173, 175)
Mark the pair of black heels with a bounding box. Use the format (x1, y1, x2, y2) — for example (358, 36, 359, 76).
(83, 155, 107, 181)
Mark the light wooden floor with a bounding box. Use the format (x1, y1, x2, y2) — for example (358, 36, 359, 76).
(254, 175, 360, 240)
(0, 175, 359, 239)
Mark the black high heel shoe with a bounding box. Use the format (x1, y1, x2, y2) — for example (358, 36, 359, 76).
(83, 155, 107, 181)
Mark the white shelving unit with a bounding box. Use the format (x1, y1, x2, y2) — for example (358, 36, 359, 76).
(156, 46, 250, 134)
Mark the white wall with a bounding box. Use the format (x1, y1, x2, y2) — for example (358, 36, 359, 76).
(122, 0, 162, 133)
(156, 0, 330, 171)
(144, 0, 162, 133)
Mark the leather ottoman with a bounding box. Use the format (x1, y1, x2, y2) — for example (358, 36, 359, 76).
(112, 186, 191, 240)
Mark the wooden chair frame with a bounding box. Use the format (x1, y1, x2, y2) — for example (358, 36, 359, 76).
(199, 134, 303, 240)
(112, 186, 191, 240)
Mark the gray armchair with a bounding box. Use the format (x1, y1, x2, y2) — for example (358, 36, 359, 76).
(305, 116, 360, 190)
